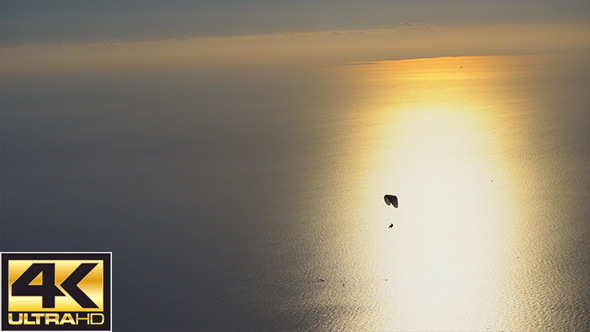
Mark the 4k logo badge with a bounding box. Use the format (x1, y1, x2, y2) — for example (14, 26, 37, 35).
(1, 253, 111, 331)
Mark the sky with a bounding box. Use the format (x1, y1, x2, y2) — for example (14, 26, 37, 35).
(0, 1, 589, 81)
(1, 0, 589, 46)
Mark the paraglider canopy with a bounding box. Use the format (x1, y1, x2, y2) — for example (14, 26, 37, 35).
(384, 194, 398, 208)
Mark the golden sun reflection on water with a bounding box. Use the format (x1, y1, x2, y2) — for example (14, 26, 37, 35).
(330, 57, 528, 330)
(366, 103, 511, 329)
(301, 55, 588, 331)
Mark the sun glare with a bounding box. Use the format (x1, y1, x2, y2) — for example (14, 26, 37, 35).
(337, 58, 519, 329)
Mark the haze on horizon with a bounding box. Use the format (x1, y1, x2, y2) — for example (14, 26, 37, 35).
(1, 0, 589, 74)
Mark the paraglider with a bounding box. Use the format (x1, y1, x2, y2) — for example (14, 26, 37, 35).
(384, 194, 398, 229)
(384, 194, 398, 208)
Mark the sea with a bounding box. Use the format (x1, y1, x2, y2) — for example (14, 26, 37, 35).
(1, 53, 589, 331)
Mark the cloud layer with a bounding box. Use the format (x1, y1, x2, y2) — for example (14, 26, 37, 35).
(1, 21, 588, 75)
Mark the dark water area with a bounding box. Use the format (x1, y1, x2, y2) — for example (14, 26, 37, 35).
(2, 54, 589, 331)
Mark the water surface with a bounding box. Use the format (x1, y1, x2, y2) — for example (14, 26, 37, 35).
(1, 54, 589, 331)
